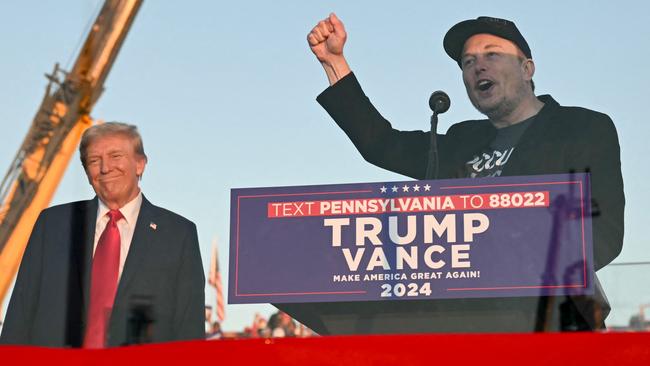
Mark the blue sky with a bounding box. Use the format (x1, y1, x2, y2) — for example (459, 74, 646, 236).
(1, 0, 648, 330)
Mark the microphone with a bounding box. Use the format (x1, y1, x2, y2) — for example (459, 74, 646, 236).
(425, 91, 451, 180)
(429, 91, 450, 115)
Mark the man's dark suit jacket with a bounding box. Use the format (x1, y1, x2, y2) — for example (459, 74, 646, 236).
(0, 195, 205, 347)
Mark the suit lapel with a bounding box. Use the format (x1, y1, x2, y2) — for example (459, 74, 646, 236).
(80, 197, 98, 323)
(114, 195, 157, 306)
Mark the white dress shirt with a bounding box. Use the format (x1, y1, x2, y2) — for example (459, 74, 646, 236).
(93, 192, 143, 280)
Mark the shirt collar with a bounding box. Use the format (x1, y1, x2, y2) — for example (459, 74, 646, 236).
(97, 191, 143, 225)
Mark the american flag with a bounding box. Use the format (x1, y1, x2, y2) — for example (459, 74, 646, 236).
(208, 239, 225, 322)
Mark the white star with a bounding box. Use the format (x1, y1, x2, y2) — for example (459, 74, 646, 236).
(424, 184, 431, 191)
(380, 186, 387, 193)
(391, 186, 398, 193)
(413, 184, 420, 192)
(402, 185, 410, 192)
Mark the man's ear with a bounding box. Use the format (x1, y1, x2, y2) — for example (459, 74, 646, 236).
(522, 58, 535, 81)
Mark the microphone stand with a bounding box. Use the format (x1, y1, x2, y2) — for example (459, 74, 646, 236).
(425, 91, 449, 180)
(425, 113, 440, 180)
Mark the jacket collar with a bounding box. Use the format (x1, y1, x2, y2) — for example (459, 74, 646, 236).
(510, 94, 559, 149)
(499, 94, 561, 176)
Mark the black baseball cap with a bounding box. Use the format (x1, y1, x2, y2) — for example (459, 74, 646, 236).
(443, 16, 532, 67)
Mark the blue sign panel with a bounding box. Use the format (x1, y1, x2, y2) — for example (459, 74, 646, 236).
(229, 174, 593, 304)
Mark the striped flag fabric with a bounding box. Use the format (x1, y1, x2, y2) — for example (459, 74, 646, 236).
(208, 238, 226, 322)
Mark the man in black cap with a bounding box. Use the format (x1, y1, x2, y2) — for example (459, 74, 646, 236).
(307, 14, 624, 331)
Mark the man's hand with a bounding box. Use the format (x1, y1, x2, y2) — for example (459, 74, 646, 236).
(308, 13, 346, 62)
(307, 13, 351, 85)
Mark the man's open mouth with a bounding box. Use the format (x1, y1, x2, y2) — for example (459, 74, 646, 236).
(477, 79, 494, 92)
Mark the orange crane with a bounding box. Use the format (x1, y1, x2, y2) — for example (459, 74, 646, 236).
(0, 0, 143, 305)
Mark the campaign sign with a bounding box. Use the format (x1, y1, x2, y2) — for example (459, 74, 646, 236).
(229, 174, 593, 304)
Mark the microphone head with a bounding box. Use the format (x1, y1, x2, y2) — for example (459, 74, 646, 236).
(429, 91, 451, 114)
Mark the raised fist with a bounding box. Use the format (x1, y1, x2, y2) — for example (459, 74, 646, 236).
(307, 13, 347, 64)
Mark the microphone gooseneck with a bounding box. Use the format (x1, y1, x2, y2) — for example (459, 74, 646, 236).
(425, 91, 450, 180)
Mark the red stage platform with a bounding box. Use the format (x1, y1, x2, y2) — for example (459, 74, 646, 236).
(2, 332, 649, 365)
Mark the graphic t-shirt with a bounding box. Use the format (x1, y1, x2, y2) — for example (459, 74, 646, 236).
(465, 116, 535, 178)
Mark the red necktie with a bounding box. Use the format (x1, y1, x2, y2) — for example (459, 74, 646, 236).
(83, 209, 123, 348)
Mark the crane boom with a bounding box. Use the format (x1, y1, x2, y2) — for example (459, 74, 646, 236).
(0, 0, 143, 303)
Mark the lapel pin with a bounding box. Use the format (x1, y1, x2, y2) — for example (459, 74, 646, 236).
(149, 222, 157, 230)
